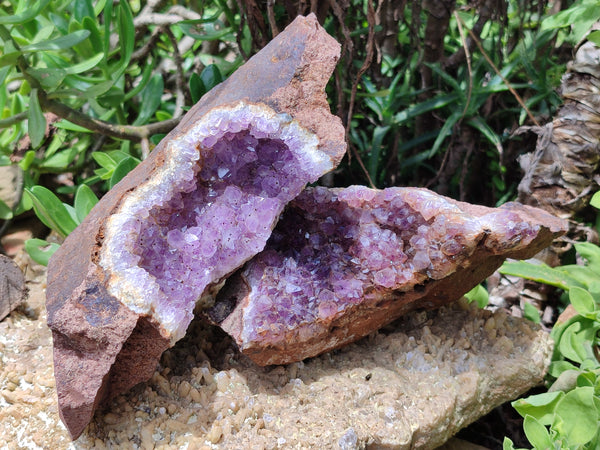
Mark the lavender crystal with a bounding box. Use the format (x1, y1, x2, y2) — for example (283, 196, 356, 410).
(100, 102, 333, 342)
(228, 186, 540, 346)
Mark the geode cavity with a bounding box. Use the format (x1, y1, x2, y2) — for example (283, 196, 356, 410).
(208, 186, 567, 366)
(45, 14, 345, 439)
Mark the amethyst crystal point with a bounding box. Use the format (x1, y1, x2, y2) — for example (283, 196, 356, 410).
(209, 186, 567, 366)
(45, 14, 345, 440)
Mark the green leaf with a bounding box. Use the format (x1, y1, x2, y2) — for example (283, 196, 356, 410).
(499, 260, 583, 290)
(467, 116, 503, 155)
(18, 151, 35, 171)
(54, 119, 94, 133)
(200, 64, 223, 92)
(502, 437, 516, 450)
(569, 286, 596, 315)
(512, 391, 564, 425)
(39, 148, 77, 169)
(464, 284, 489, 308)
(189, 72, 205, 104)
(548, 361, 579, 379)
(74, 184, 98, 223)
(133, 73, 163, 126)
(0, 0, 51, 24)
(574, 242, 600, 275)
(177, 20, 233, 41)
(428, 110, 462, 158)
(92, 152, 118, 170)
(115, 0, 134, 78)
(28, 89, 46, 149)
(123, 61, 154, 102)
(109, 157, 139, 189)
(368, 125, 390, 185)
(25, 186, 78, 238)
(73, 0, 95, 22)
(21, 30, 91, 52)
(26, 68, 66, 90)
(64, 53, 104, 75)
(82, 16, 103, 54)
(24, 239, 60, 266)
(0, 198, 12, 220)
(558, 321, 598, 364)
(590, 191, 600, 209)
(523, 301, 541, 323)
(523, 415, 553, 450)
(0, 50, 22, 68)
(552, 386, 598, 445)
(393, 93, 459, 124)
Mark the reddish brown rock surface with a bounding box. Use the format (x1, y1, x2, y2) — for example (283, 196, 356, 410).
(45, 14, 344, 440)
(208, 186, 567, 366)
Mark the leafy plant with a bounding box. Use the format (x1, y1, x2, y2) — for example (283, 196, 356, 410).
(346, 1, 564, 205)
(24, 184, 97, 264)
(500, 202, 600, 449)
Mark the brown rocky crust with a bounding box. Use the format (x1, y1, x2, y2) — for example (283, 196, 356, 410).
(45, 14, 343, 440)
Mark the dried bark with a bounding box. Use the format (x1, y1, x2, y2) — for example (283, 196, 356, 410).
(517, 35, 600, 221)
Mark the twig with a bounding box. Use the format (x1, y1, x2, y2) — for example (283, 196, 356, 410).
(164, 27, 186, 119)
(266, 0, 279, 37)
(345, 0, 377, 188)
(454, 10, 472, 120)
(42, 96, 180, 141)
(131, 26, 164, 62)
(454, 13, 540, 127)
(328, 0, 354, 57)
(141, 137, 151, 160)
(235, 0, 250, 60)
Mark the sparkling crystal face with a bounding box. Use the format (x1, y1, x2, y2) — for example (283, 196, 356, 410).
(100, 102, 332, 342)
(237, 186, 539, 345)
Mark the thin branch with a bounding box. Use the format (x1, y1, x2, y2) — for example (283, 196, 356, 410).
(454, 10, 472, 121)
(267, 0, 279, 38)
(164, 27, 186, 119)
(0, 111, 28, 129)
(235, 0, 250, 60)
(141, 137, 151, 160)
(345, 0, 377, 188)
(42, 96, 180, 141)
(131, 26, 164, 62)
(454, 13, 540, 127)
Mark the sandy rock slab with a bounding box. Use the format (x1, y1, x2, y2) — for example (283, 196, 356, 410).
(1, 266, 551, 449)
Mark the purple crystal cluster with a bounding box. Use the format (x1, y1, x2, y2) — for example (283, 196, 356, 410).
(100, 103, 333, 341)
(234, 186, 540, 345)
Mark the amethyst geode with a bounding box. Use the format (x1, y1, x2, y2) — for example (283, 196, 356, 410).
(45, 15, 345, 439)
(208, 186, 567, 366)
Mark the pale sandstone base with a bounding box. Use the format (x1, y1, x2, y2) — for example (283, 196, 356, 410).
(0, 266, 552, 449)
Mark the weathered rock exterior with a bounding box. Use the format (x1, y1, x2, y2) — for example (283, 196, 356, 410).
(1, 267, 553, 449)
(45, 14, 345, 439)
(209, 186, 567, 365)
(0, 255, 27, 321)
